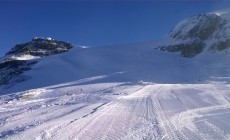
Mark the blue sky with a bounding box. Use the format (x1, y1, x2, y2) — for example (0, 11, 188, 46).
(1, 1, 230, 57)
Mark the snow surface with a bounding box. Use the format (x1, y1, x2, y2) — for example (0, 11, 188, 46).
(46, 37, 52, 41)
(1, 8, 230, 139)
(0, 40, 230, 139)
(9, 54, 41, 60)
(1, 81, 230, 139)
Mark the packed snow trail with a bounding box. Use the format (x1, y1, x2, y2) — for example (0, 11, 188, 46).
(1, 82, 230, 140)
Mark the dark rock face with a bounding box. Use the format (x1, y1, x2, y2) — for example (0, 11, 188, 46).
(209, 39, 230, 51)
(6, 37, 73, 56)
(0, 60, 37, 88)
(0, 37, 74, 88)
(160, 40, 205, 58)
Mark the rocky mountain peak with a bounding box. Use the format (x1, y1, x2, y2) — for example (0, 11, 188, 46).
(6, 37, 73, 57)
(158, 10, 230, 57)
(170, 13, 226, 41)
(0, 38, 74, 88)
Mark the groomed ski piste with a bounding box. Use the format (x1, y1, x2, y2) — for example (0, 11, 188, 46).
(1, 42, 230, 140)
(2, 82, 230, 140)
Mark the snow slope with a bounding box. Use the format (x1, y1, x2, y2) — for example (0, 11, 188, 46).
(1, 81, 230, 139)
(0, 41, 230, 139)
(1, 9, 230, 140)
(0, 42, 223, 94)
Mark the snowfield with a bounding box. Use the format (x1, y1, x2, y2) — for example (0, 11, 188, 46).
(1, 41, 230, 139)
(1, 80, 230, 139)
(1, 42, 230, 139)
(2, 9, 230, 139)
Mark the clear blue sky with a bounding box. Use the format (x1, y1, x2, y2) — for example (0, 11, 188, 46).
(1, 0, 230, 57)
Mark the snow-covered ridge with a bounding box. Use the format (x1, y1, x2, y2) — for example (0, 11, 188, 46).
(169, 13, 226, 40)
(210, 8, 230, 19)
(157, 9, 230, 57)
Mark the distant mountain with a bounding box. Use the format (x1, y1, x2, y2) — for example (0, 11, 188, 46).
(158, 9, 230, 57)
(0, 37, 74, 88)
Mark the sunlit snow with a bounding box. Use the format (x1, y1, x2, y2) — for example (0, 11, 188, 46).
(1, 9, 230, 140)
(10, 54, 41, 60)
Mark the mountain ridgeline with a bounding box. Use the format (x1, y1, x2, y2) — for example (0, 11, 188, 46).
(159, 11, 230, 57)
(6, 37, 73, 56)
(0, 38, 74, 88)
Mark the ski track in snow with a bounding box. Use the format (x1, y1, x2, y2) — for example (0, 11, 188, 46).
(0, 82, 230, 140)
